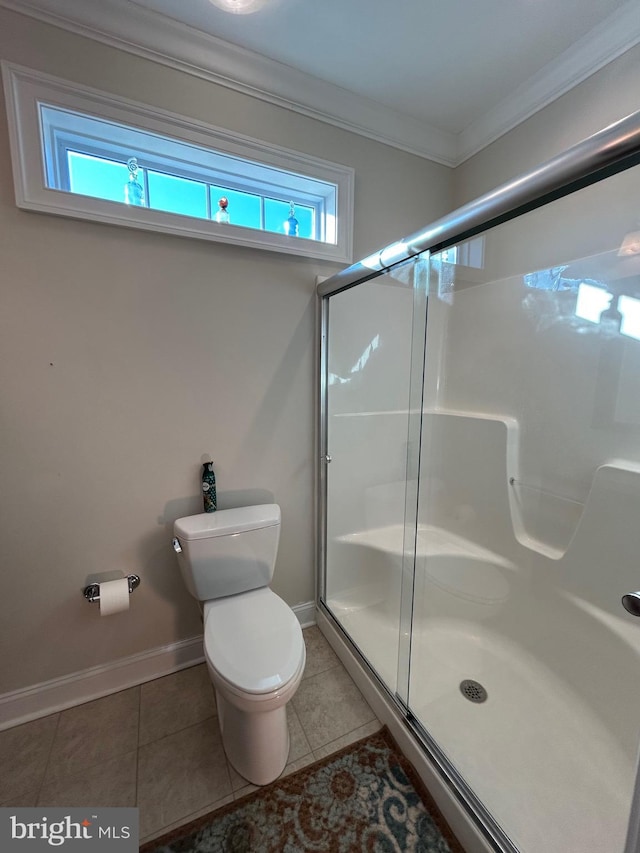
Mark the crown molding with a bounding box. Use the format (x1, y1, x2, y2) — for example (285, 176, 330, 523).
(458, 0, 640, 163)
(0, 0, 457, 165)
(1, 0, 639, 168)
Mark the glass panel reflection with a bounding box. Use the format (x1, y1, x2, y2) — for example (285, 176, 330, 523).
(325, 263, 418, 693)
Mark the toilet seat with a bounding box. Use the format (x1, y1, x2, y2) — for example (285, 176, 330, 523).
(204, 587, 304, 695)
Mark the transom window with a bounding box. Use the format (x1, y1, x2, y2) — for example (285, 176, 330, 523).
(2, 63, 354, 263)
(41, 105, 321, 240)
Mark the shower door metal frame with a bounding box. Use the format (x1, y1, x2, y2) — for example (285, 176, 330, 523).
(316, 107, 640, 853)
(317, 110, 640, 300)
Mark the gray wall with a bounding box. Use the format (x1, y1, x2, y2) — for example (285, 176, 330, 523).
(0, 7, 452, 694)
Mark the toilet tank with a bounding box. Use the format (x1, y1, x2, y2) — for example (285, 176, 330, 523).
(173, 504, 281, 601)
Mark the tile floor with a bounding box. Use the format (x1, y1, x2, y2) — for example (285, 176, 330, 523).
(0, 626, 381, 844)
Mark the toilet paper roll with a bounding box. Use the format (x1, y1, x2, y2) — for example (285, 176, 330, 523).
(99, 578, 130, 616)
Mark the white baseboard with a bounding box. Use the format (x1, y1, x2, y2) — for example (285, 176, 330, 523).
(0, 600, 316, 732)
(293, 599, 316, 628)
(0, 636, 205, 732)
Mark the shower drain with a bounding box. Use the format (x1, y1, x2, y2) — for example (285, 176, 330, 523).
(459, 679, 488, 703)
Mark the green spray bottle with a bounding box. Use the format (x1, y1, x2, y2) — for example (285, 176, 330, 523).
(202, 462, 217, 513)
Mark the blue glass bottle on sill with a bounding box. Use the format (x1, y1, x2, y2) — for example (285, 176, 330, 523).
(124, 157, 145, 206)
(285, 201, 298, 237)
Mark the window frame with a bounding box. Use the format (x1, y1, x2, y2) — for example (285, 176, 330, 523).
(41, 105, 326, 239)
(1, 62, 354, 263)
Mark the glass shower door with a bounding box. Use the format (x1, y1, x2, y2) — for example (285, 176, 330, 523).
(323, 260, 425, 694)
(408, 161, 640, 852)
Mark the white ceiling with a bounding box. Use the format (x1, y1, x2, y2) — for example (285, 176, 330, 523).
(3, 0, 640, 164)
(131, 0, 630, 133)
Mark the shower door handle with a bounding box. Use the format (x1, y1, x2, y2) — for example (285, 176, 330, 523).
(323, 454, 332, 463)
(621, 592, 640, 616)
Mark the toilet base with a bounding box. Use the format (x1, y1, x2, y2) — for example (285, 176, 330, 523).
(214, 687, 290, 786)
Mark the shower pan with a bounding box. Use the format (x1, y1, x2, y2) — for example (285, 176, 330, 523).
(317, 111, 640, 853)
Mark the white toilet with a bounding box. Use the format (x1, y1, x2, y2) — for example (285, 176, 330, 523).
(172, 504, 306, 786)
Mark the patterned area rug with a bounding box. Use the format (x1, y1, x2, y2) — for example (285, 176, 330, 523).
(140, 728, 463, 853)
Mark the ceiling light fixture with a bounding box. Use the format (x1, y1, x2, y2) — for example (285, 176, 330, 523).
(208, 0, 268, 14)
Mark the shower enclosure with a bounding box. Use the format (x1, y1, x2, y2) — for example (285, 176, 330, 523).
(317, 112, 640, 853)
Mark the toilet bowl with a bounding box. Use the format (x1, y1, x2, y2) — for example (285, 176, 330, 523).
(172, 505, 306, 785)
(203, 587, 305, 785)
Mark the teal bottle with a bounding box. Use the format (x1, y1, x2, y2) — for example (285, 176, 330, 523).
(124, 157, 145, 206)
(202, 462, 217, 513)
(285, 201, 298, 237)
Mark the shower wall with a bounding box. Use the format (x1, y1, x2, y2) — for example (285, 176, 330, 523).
(409, 160, 640, 852)
(322, 146, 640, 852)
(426, 163, 640, 554)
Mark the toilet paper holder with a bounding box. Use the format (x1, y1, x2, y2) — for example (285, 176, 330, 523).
(83, 574, 141, 603)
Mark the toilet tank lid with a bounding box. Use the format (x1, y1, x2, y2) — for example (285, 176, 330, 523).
(174, 504, 280, 540)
